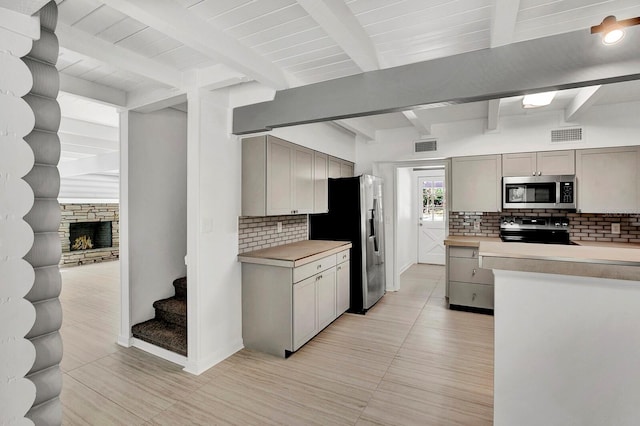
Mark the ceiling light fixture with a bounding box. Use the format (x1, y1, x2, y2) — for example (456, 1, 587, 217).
(591, 15, 640, 45)
(522, 91, 557, 109)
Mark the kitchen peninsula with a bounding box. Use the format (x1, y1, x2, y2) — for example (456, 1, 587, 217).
(479, 241, 640, 426)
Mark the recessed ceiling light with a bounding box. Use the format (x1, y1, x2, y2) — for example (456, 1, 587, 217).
(603, 28, 624, 44)
(522, 91, 557, 109)
(591, 15, 640, 45)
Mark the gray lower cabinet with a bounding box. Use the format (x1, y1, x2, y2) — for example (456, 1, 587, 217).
(243, 249, 350, 357)
(336, 252, 350, 314)
(446, 245, 494, 310)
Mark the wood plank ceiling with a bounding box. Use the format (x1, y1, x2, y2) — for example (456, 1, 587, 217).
(52, 0, 640, 145)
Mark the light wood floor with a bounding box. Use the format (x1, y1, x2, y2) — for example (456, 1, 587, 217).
(60, 261, 494, 425)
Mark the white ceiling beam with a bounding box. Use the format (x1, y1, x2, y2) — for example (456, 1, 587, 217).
(100, 0, 289, 90)
(487, 99, 501, 130)
(490, 0, 521, 48)
(185, 64, 249, 92)
(565, 85, 603, 122)
(0, 0, 49, 17)
(127, 65, 248, 112)
(56, 22, 183, 88)
(296, 0, 379, 72)
(0, 5, 39, 38)
(60, 142, 115, 156)
(60, 133, 119, 152)
(60, 117, 119, 141)
(126, 87, 187, 113)
(335, 118, 376, 141)
(59, 151, 120, 177)
(59, 74, 126, 107)
(402, 110, 431, 136)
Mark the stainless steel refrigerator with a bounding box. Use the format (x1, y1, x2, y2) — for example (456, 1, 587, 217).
(309, 175, 385, 313)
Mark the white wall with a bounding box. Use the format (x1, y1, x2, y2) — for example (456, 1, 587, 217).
(396, 167, 416, 274)
(128, 109, 188, 325)
(185, 89, 243, 374)
(271, 123, 355, 162)
(357, 101, 640, 173)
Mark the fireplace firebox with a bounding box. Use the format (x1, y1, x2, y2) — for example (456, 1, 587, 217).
(69, 221, 112, 251)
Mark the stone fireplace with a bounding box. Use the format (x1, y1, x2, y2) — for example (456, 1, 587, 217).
(59, 203, 119, 266)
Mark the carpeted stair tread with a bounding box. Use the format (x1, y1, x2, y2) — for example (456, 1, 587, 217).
(153, 297, 186, 316)
(173, 277, 187, 299)
(154, 297, 187, 327)
(131, 319, 187, 356)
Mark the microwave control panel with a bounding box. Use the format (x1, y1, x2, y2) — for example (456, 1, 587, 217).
(560, 181, 574, 203)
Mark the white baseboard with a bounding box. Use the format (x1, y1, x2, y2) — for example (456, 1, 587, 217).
(398, 262, 413, 275)
(130, 338, 187, 366)
(183, 339, 244, 375)
(117, 335, 131, 347)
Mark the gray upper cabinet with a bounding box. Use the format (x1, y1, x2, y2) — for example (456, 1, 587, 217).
(575, 146, 640, 213)
(242, 135, 315, 216)
(242, 135, 345, 216)
(328, 156, 341, 178)
(502, 150, 575, 177)
(314, 152, 329, 213)
(340, 161, 354, 177)
(328, 156, 354, 178)
(451, 155, 502, 212)
(293, 145, 314, 214)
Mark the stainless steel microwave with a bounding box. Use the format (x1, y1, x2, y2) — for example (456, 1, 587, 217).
(503, 175, 576, 209)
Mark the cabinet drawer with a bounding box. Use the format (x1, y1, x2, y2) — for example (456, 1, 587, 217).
(336, 249, 350, 264)
(449, 246, 479, 259)
(448, 257, 494, 284)
(449, 281, 494, 309)
(294, 255, 337, 283)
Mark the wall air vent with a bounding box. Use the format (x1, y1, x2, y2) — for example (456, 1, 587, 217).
(414, 139, 437, 153)
(551, 128, 583, 143)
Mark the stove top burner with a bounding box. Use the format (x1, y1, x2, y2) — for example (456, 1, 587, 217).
(500, 216, 571, 244)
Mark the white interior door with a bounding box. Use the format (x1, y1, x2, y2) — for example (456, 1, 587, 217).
(417, 171, 445, 265)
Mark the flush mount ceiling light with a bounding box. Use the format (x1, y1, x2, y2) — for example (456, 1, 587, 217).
(522, 91, 557, 109)
(591, 15, 640, 45)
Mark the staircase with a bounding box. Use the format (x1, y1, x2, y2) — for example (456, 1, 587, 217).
(132, 277, 187, 356)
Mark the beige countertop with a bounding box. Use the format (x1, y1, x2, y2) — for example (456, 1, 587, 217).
(479, 241, 640, 281)
(238, 240, 352, 268)
(444, 236, 501, 247)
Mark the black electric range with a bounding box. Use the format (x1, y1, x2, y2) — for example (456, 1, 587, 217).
(499, 216, 574, 245)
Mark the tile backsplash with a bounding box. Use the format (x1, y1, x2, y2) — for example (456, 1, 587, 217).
(238, 215, 308, 253)
(449, 212, 502, 237)
(449, 210, 640, 243)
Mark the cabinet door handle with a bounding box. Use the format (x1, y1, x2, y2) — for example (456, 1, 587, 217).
(472, 293, 477, 301)
(316, 275, 322, 281)
(472, 250, 477, 257)
(532, 171, 536, 176)
(538, 171, 542, 176)
(472, 268, 477, 275)
(342, 255, 347, 259)
(317, 264, 322, 269)
(337, 266, 341, 271)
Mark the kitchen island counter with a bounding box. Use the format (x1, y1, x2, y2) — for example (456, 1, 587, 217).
(479, 240, 640, 281)
(444, 235, 501, 247)
(480, 240, 640, 425)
